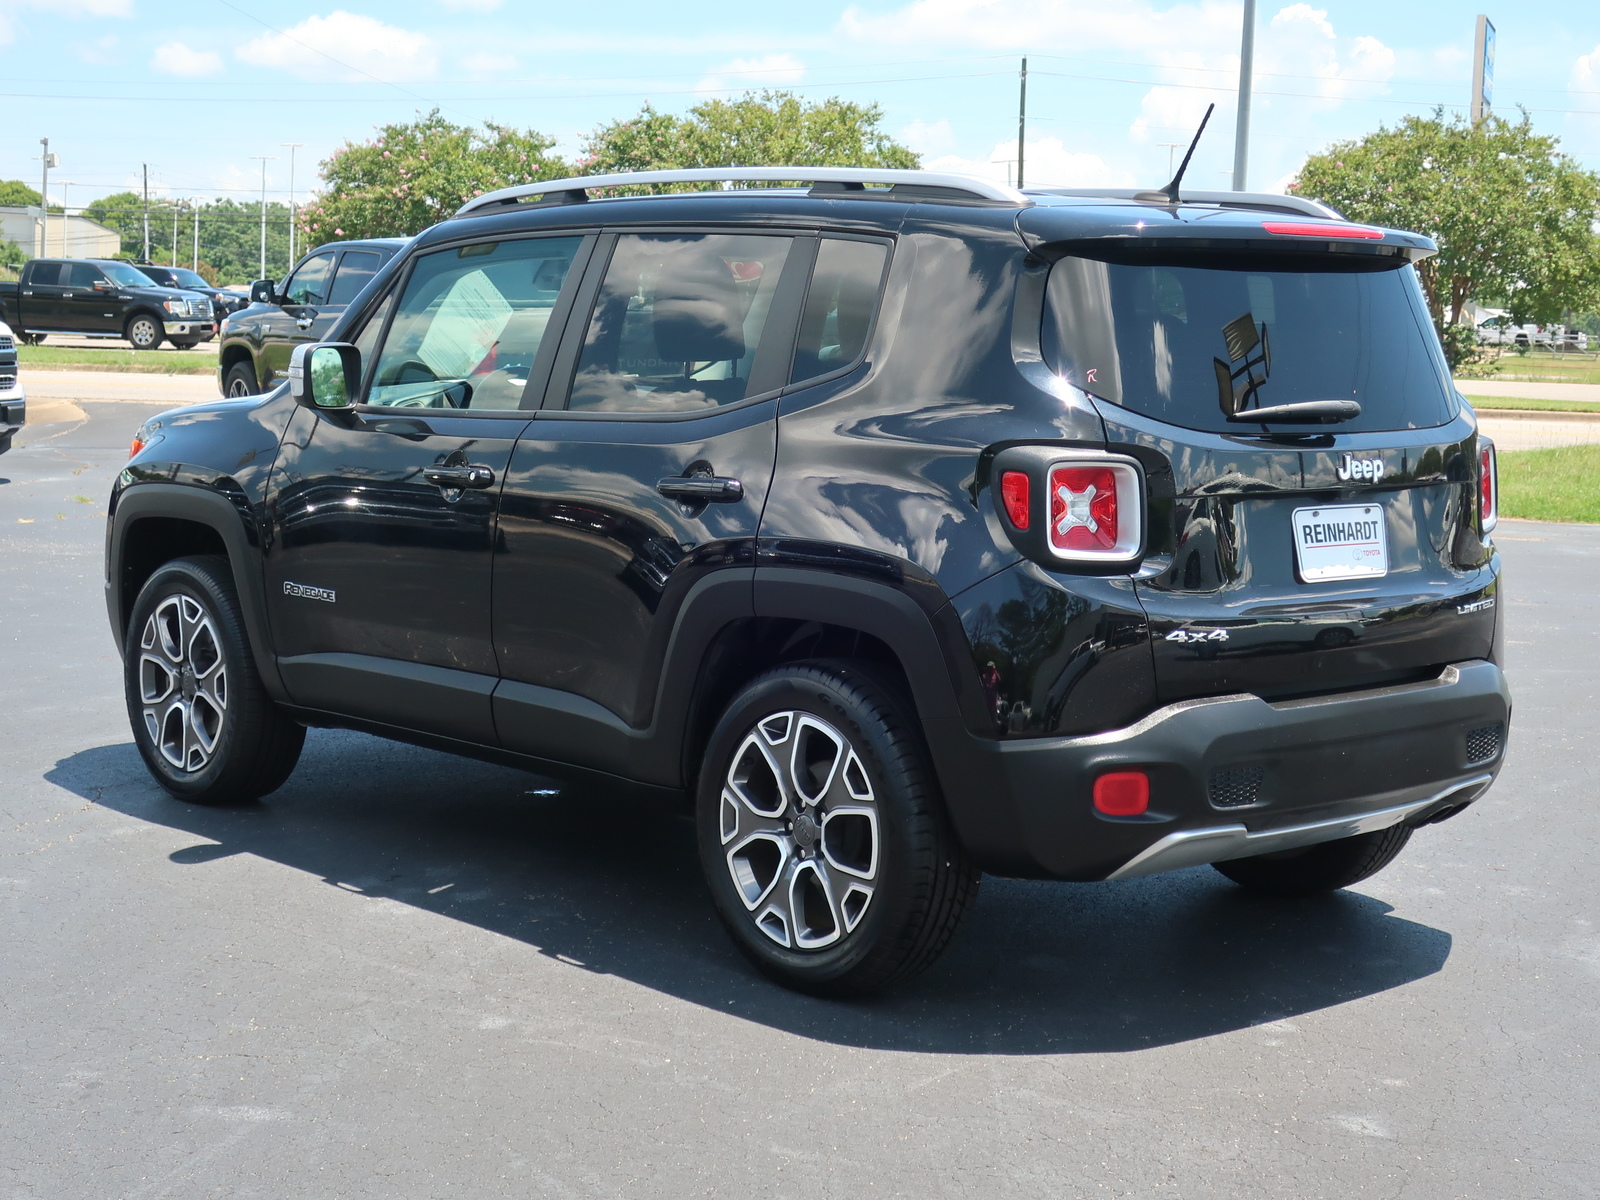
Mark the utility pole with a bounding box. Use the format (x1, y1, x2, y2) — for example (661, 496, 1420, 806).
(37, 138, 57, 257)
(249, 156, 277, 280)
(1016, 57, 1028, 190)
(282, 142, 304, 265)
(142, 164, 151, 261)
(171, 202, 181, 267)
(1471, 15, 1496, 125)
(193, 204, 200, 272)
(1232, 0, 1256, 190)
(57, 182, 76, 256)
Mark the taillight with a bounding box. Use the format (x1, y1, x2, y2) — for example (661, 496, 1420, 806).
(128, 435, 146, 459)
(1262, 221, 1385, 240)
(1000, 471, 1030, 529)
(1479, 442, 1497, 532)
(1093, 771, 1150, 816)
(1046, 460, 1143, 562)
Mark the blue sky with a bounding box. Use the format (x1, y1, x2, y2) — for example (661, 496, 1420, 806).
(3, 0, 1599, 213)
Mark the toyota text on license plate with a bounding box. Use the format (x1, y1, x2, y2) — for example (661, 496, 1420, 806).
(1292, 503, 1388, 583)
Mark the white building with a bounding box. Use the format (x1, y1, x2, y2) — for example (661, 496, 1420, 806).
(0, 206, 121, 259)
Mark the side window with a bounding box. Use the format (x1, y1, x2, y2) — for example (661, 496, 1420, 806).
(569, 233, 794, 413)
(282, 252, 336, 306)
(790, 238, 889, 386)
(367, 236, 583, 411)
(350, 290, 395, 368)
(327, 251, 382, 307)
(29, 263, 62, 286)
(68, 263, 106, 288)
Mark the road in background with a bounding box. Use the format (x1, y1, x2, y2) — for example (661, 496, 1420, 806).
(1, 387, 1596, 1199)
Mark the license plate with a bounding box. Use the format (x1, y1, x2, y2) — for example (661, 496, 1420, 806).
(1291, 503, 1388, 582)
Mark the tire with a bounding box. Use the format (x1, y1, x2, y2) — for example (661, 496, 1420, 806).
(124, 555, 304, 805)
(170, 338, 200, 350)
(18, 333, 44, 345)
(1212, 825, 1413, 897)
(126, 312, 163, 351)
(223, 361, 258, 398)
(696, 660, 980, 997)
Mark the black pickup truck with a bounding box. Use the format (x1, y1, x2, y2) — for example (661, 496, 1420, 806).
(0, 258, 215, 350)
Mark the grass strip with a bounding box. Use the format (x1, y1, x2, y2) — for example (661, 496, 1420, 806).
(18, 345, 216, 372)
(1498, 444, 1600, 524)
(1463, 396, 1600, 413)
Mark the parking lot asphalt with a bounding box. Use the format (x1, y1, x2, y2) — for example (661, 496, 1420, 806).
(2, 394, 1596, 1199)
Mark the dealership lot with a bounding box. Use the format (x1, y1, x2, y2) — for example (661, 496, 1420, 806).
(1, 389, 1595, 1198)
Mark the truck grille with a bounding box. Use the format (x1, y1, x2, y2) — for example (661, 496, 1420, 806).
(1465, 723, 1503, 765)
(1208, 766, 1264, 809)
(0, 336, 14, 351)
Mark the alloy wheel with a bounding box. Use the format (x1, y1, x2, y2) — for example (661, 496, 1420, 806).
(138, 594, 228, 772)
(129, 318, 159, 349)
(719, 710, 880, 950)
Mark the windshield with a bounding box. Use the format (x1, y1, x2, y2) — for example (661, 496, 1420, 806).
(1041, 251, 1457, 433)
(105, 263, 161, 288)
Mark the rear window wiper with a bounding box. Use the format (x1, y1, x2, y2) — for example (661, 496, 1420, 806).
(1227, 400, 1361, 425)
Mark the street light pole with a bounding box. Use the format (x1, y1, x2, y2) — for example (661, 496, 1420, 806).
(1232, 0, 1257, 190)
(282, 142, 304, 265)
(171, 202, 181, 267)
(193, 203, 200, 272)
(249, 156, 277, 280)
(37, 138, 57, 257)
(57, 182, 76, 255)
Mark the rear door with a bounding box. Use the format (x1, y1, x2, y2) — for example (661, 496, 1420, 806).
(1043, 248, 1498, 704)
(491, 229, 809, 771)
(20, 261, 69, 330)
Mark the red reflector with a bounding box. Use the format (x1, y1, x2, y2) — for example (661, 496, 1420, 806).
(1094, 772, 1149, 817)
(1262, 221, 1385, 240)
(1000, 470, 1030, 530)
(1480, 444, 1497, 531)
(1049, 465, 1119, 552)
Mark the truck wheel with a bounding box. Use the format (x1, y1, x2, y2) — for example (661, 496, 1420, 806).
(126, 313, 163, 351)
(18, 333, 44, 345)
(223, 362, 258, 397)
(125, 555, 304, 805)
(1212, 825, 1412, 897)
(696, 660, 980, 996)
(170, 338, 201, 350)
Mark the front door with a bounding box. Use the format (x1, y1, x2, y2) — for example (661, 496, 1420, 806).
(492, 231, 808, 773)
(262, 250, 337, 385)
(263, 232, 591, 741)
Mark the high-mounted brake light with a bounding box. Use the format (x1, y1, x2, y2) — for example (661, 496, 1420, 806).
(1479, 442, 1498, 532)
(1262, 221, 1385, 240)
(1000, 471, 1031, 530)
(1047, 461, 1143, 561)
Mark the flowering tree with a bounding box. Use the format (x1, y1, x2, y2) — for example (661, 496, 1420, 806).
(301, 110, 569, 240)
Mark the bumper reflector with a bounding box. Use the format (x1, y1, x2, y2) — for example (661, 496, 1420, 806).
(1094, 771, 1149, 816)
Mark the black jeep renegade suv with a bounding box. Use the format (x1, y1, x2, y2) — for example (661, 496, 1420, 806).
(106, 167, 1509, 995)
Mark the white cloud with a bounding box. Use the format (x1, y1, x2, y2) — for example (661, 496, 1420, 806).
(440, 0, 501, 9)
(928, 138, 1135, 188)
(461, 51, 517, 75)
(901, 118, 956, 156)
(1570, 43, 1600, 155)
(0, 0, 130, 44)
(1264, 4, 1394, 105)
(152, 41, 224, 77)
(696, 52, 805, 94)
(236, 11, 436, 82)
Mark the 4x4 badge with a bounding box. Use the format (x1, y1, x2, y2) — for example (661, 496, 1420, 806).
(1165, 628, 1229, 643)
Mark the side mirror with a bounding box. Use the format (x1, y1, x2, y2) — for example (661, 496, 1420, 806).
(92, 280, 113, 291)
(288, 342, 361, 412)
(249, 279, 277, 305)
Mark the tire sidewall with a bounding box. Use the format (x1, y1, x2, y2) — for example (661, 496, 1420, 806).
(126, 314, 162, 350)
(696, 667, 926, 989)
(224, 362, 257, 397)
(124, 558, 249, 800)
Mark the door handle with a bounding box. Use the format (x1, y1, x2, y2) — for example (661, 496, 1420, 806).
(656, 475, 744, 503)
(423, 464, 496, 490)
(295, 317, 314, 330)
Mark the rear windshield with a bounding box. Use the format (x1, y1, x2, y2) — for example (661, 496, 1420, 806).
(1041, 251, 1456, 433)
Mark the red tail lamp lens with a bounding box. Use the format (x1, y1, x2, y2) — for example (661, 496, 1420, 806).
(1094, 771, 1150, 816)
(128, 436, 146, 459)
(1262, 221, 1385, 240)
(1049, 465, 1119, 552)
(1480, 444, 1498, 531)
(1000, 470, 1031, 530)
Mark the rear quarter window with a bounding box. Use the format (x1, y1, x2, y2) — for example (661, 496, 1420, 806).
(1041, 250, 1457, 433)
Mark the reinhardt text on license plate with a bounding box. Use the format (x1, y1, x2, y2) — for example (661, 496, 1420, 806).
(1291, 503, 1389, 582)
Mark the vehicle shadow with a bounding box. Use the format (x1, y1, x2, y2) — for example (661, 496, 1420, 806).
(51, 731, 1452, 1055)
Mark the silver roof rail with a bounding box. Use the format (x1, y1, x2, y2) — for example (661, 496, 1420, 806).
(1030, 187, 1344, 220)
(455, 167, 1031, 217)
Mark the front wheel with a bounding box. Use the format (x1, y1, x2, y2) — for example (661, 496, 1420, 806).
(697, 661, 980, 996)
(1212, 825, 1412, 897)
(223, 361, 258, 397)
(170, 338, 201, 350)
(126, 313, 163, 351)
(125, 555, 304, 804)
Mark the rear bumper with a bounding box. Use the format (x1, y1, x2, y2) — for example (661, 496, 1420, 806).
(927, 659, 1511, 880)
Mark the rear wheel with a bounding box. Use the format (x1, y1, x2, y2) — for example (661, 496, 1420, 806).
(170, 338, 201, 350)
(126, 313, 163, 351)
(125, 555, 304, 805)
(223, 361, 258, 397)
(18, 333, 44, 345)
(696, 660, 980, 996)
(1212, 825, 1412, 897)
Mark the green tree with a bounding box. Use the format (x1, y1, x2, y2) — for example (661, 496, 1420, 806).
(301, 109, 568, 241)
(582, 90, 920, 186)
(0, 180, 42, 207)
(83, 192, 297, 284)
(1292, 111, 1600, 339)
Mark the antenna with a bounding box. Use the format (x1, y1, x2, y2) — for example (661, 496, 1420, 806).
(1137, 104, 1215, 205)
